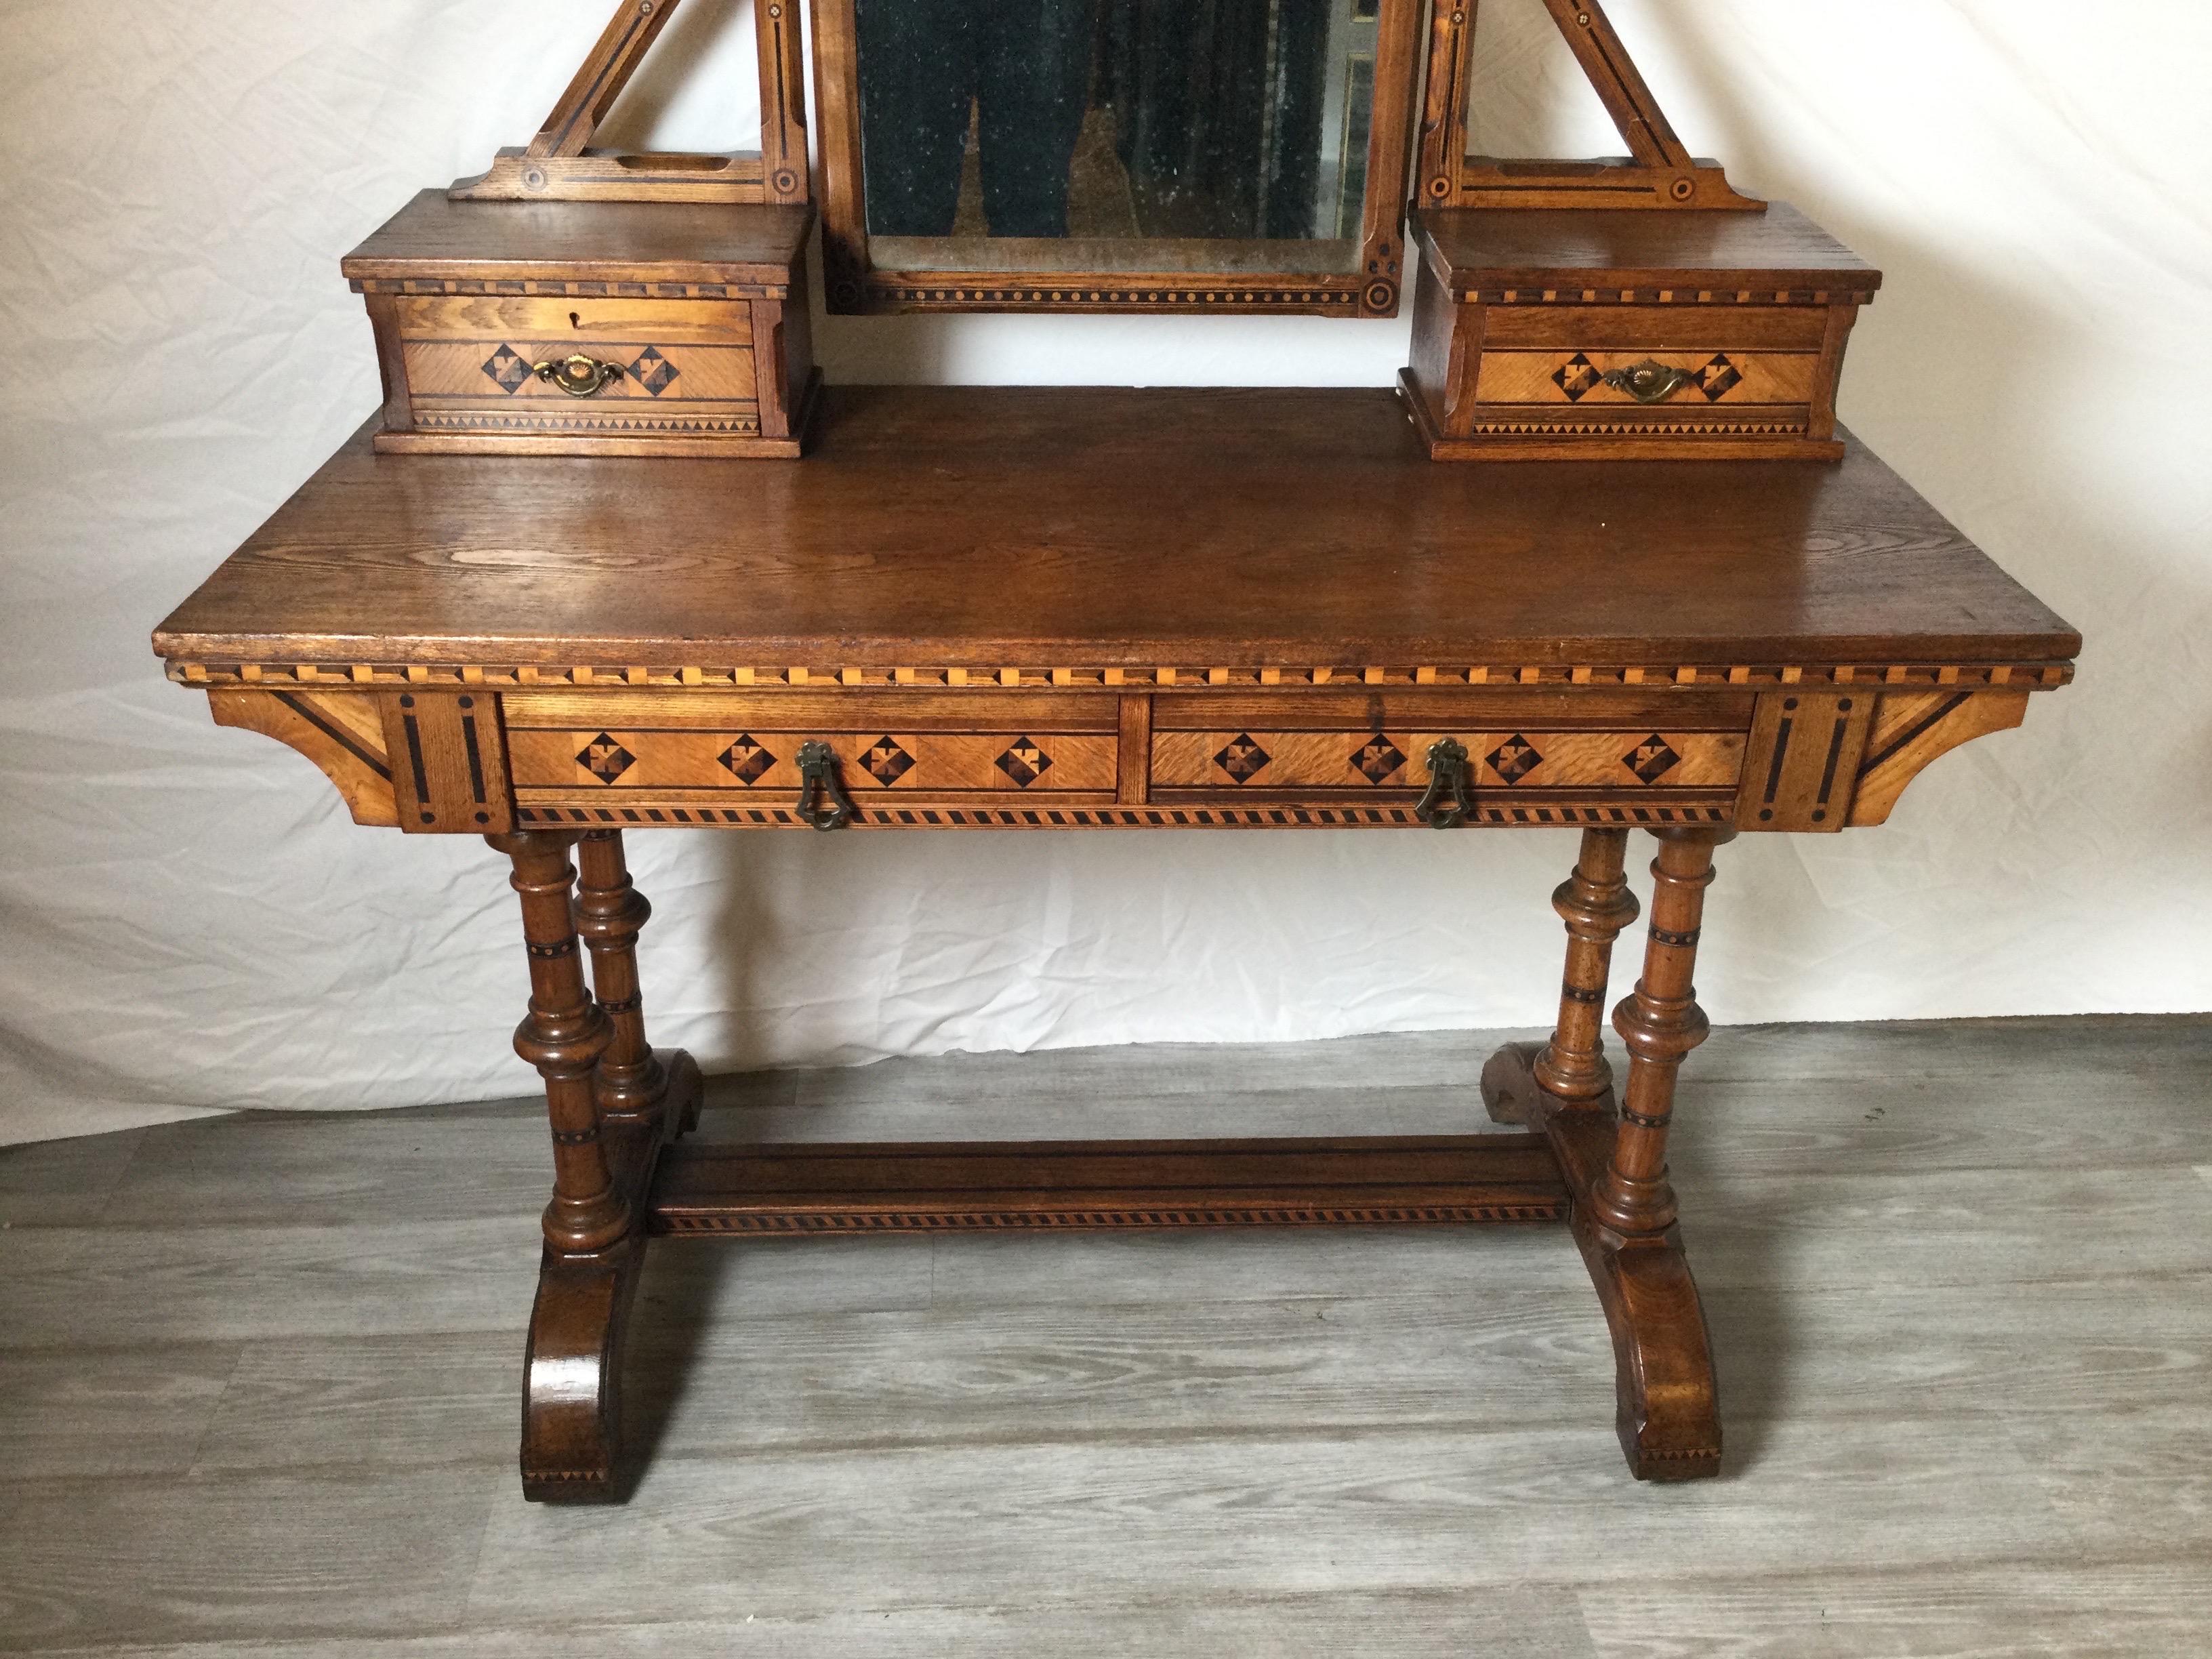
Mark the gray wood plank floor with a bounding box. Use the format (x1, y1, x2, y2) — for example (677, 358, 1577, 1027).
(1, 1017, 2206, 1658)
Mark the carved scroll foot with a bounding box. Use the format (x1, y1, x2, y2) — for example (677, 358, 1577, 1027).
(521, 1238, 645, 1503)
(1524, 1096, 1723, 1480)
(1487, 1046, 1720, 1476)
(1574, 1212, 1723, 1480)
(1479, 1040, 1547, 1126)
(520, 1047, 701, 1504)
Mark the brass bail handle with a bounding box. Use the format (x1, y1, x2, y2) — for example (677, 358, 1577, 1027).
(1601, 359, 1694, 405)
(1415, 737, 1474, 829)
(533, 353, 627, 398)
(795, 741, 857, 831)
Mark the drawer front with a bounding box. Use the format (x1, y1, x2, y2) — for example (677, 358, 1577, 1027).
(1149, 691, 1748, 825)
(1456, 301, 1843, 445)
(1473, 348, 1817, 411)
(496, 688, 1755, 831)
(393, 295, 763, 439)
(1153, 727, 1745, 793)
(504, 691, 1121, 820)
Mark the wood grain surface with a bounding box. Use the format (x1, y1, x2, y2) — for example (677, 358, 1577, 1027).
(151, 388, 2078, 674)
(342, 193, 813, 286)
(2, 1017, 2205, 1654)
(1415, 203, 1881, 294)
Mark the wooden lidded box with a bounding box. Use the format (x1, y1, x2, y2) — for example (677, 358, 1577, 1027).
(342, 195, 818, 458)
(1399, 205, 1881, 462)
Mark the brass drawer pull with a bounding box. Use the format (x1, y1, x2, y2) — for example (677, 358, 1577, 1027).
(532, 353, 627, 398)
(1415, 737, 1473, 829)
(1601, 359, 1695, 405)
(795, 741, 857, 831)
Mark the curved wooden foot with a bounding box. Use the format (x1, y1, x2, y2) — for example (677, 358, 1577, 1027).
(520, 1047, 701, 1504)
(1478, 1039, 1547, 1125)
(1574, 1214, 1722, 1480)
(1485, 1038, 1722, 1481)
(521, 1238, 644, 1503)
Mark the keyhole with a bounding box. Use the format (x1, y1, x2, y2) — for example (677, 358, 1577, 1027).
(570, 312, 582, 330)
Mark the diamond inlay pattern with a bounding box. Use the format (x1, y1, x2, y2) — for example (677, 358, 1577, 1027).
(631, 347, 680, 396)
(995, 737, 1054, 788)
(1486, 735, 1543, 783)
(1351, 737, 1407, 783)
(717, 735, 777, 785)
(483, 345, 531, 394)
(577, 733, 636, 783)
(1214, 734, 1272, 782)
(1696, 354, 1743, 401)
(1553, 352, 1602, 402)
(1624, 734, 1682, 783)
(863, 737, 916, 785)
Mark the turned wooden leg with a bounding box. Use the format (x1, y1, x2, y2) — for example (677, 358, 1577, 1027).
(493, 831, 627, 1254)
(573, 830, 685, 1134)
(1589, 828, 1727, 1237)
(1580, 826, 1731, 1480)
(492, 830, 642, 1503)
(1481, 828, 1639, 1124)
(1486, 827, 1731, 1480)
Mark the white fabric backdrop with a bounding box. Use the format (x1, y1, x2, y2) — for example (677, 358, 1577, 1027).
(2, 0, 2206, 1144)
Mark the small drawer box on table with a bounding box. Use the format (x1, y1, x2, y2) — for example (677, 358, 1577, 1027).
(342, 193, 817, 458)
(1399, 204, 1881, 462)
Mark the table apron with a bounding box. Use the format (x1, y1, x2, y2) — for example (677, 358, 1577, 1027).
(200, 682, 2039, 835)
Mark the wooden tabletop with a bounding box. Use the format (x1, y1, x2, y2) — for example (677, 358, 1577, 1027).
(154, 386, 2077, 674)
(1414, 204, 1882, 293)
(341, 192, 815, 286)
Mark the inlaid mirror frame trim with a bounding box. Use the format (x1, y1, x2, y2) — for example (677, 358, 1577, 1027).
(1416, 0, 1759, 212)
(807, 0, 1428, 318)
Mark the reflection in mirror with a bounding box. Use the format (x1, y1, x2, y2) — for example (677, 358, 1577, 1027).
(855, 0, 1382, 243)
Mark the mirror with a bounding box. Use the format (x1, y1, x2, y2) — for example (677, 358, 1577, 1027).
(813, 0, 1420, 316)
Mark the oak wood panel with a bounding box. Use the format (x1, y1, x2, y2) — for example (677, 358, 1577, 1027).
(650, 1135, 1570, 1232)
(394, 295, 756, 344)
(1151, 729, 1744, 791)
(508, 727, 1119, 794)
(1736, 689, 1875, 832)
(1416, 204, 1882, 297)
(1151, 689, 1755, 730)
(342, 192, 812, 287)
(400, 342, 760, 405)
(1481, 304, 1832, 350)
(152, 388, 2081, 675)
(208, 687, 397, 826)
(379, 689, 511, 833)
(1474, 350, 1817, 407)
(506, 689, 1120, 730)
(1850, 690, 2031, 825)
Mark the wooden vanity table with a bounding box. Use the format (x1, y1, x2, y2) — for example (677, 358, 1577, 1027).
(152, 384, 2078, 1498)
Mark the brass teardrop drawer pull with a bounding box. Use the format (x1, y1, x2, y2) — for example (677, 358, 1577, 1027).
(795, 740, 857, 831)
(1414, 737, 1473, 829)
(531, 353, 627, 398)
(1601, 359, 1696, 405)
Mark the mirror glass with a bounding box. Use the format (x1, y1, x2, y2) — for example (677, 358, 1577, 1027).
(855, 0, 1382, 268)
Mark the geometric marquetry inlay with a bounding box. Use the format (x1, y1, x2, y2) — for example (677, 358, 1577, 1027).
(506, 726, 1120, 796)
(1151, 730, 1744, 793)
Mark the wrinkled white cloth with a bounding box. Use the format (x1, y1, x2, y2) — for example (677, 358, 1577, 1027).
(1, 1, 2206, 1144)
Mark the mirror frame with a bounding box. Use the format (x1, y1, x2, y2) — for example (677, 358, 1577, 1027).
(808, 0, 1427, 318)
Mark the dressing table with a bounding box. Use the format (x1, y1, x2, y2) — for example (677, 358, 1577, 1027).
(152, 1, 2079, 1500)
